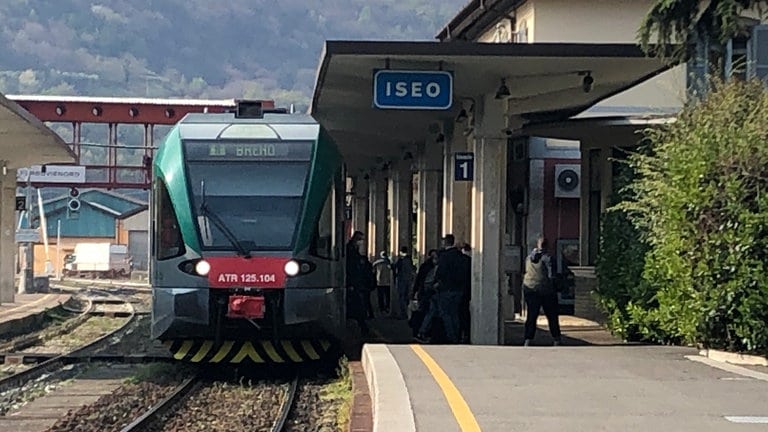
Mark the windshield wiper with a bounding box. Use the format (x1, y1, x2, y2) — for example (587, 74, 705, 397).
(199, 180, 251, 258)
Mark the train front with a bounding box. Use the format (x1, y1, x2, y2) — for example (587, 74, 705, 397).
(151, 102, 345, 364)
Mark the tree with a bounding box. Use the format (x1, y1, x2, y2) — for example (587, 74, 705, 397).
(613, 80, 768, 354)
(638, 0, 768, 59)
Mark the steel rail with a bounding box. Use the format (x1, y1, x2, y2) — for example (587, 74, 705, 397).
(0, 296, 94, 353)
(0, 295, 136, 393)
(53, 279, 152, 292)
(119, 373, 203, 432)
(272, 376, 300, 432)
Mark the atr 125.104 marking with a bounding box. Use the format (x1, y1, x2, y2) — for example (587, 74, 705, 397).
(216, 273, 277, 284)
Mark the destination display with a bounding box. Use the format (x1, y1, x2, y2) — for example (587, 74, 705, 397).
(184, 141, 313, 161)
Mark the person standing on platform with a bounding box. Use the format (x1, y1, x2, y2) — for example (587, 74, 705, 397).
(522, 236, 562, 346)
(345, 231, 370, 336)
(415, 253, 441, 343)
(410, 249, 438, 337)
(393, 246, 415, 319)
(372, 251, 393, 316)
(435, 234, 466, 343)
(412, 249, 438, 301)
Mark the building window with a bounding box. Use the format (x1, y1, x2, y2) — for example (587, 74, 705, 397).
(154, 179, 185, 260)
(688, 22, 768, 97)
(310, 186, 334, 259)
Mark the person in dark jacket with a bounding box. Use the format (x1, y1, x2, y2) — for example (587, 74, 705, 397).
(410, 250, 438, 338)
(435, 234, 467, 344)
(345, 231, 370, 336)
(393, 246, 415, 319)
(415, 252, 441, 342)
(412, 249, 438, 301)
(522, 236, 561, 346)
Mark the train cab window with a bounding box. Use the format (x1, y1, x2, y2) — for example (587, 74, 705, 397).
(155, 180, 185, 260)
(310, 188, 334, 259)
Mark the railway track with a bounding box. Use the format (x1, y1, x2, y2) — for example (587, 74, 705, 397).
(0, 296, 94, 354)
(0, 295, 136, 394)
(120, 374, 300, 432)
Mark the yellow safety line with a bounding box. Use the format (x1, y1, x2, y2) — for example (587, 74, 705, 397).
(410, 344, 481, 432)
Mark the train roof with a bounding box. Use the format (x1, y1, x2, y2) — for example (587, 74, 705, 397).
(179, 112, 316, 125)
(177, 112, 320, 141)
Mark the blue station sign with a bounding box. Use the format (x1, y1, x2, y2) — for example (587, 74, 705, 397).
(373, 70, 453, 110)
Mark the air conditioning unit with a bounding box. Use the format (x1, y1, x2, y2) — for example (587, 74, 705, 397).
(554, 164, 581, 199)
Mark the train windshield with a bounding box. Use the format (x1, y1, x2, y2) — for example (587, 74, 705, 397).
(183, 140, 312, 251)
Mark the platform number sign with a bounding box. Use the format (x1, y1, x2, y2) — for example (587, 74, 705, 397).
(454, 152, 474, 182)
(15, 196, 26, 211)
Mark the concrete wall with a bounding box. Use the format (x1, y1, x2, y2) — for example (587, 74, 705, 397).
(476, 0, 685, 114)
(527, 137, 581, 252)
(117, 210, 148, 244)
(122, 210, 149, 231)
(532, 0, 685, 113)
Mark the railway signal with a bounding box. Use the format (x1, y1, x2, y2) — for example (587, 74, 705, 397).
(67, 187, 81, 219)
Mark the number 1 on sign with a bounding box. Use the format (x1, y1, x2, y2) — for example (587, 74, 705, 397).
(459, 162, 468, 179)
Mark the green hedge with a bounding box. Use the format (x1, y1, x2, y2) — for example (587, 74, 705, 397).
(596, 80, 768, 355)
(595, 157, 654, 342)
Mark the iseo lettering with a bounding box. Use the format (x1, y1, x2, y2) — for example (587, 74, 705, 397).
(385, 81, 442, 98)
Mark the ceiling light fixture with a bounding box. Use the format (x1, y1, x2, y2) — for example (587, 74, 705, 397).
(495, 78, 511, 99)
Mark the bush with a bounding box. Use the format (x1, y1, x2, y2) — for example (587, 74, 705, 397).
(607, 80, 768, 355)
(595, 156, 654, 342)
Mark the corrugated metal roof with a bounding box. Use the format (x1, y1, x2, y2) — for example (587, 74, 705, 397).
(84, 201, 122, 217)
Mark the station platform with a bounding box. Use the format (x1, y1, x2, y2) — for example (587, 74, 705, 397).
(360, 317, 768, 431)
(0, 293, 72, 338)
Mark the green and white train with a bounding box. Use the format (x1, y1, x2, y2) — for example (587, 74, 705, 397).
(150, 101, 347, 363)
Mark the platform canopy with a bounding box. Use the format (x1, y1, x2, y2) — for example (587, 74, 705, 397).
(310, 40, 673, 171)
(0, 92, 75, 169)
(521, 114, 677, 143)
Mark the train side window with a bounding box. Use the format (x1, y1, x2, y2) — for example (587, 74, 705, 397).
(310, 188, 333, 259)
(155, 180, 185, 260)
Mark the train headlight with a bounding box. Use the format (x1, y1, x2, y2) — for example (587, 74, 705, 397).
(195, 260, 211, 276)
(284, 260, 300, 276)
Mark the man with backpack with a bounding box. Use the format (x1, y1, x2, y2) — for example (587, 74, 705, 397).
(522, 236, 562, 346)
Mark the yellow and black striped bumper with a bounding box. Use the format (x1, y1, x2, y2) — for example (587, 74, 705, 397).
(163, 339, 336, 363)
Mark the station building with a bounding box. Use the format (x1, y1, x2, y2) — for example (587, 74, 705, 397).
(310, 0, 701, 344)
(0, 93, 75, 303)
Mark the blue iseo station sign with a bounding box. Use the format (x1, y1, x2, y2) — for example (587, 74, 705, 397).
(373, 70, 453, 110)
